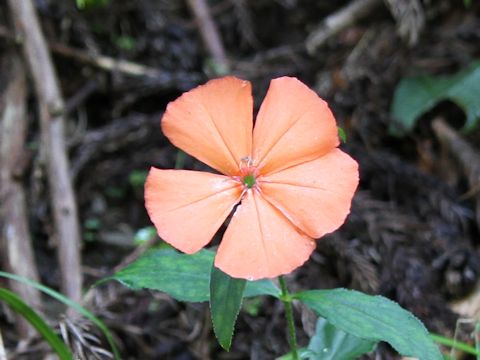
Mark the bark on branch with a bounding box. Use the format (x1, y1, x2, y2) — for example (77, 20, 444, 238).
(0, 52, 42, 338)
(7, 0, 83, 302)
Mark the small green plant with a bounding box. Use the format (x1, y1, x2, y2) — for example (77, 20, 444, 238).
(0, 271, 120, 359)
(0, 287, 73, 360)
(109, 247, 442, 358)
(390, 61, 480, 135)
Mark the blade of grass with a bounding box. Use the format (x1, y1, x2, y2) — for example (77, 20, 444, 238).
(0, 287, 73, 360)
(431, 333, 480, 356)
(0, 271, 121, 360)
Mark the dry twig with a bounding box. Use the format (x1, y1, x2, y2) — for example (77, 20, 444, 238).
(8, 0, 83, 302)
(186, 0, 229, 72)
(51, 42, 164, 78)
(305, 0, 382, 53)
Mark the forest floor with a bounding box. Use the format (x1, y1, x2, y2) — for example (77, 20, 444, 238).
(1, 0, 480, 359)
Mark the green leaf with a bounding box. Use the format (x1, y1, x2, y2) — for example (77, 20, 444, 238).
(244, 278, 281, 298)
(113, 248, 212, 302)
(294, 289, 442, 360)
(390, 61, 480, 135)
(110, 248, 280, 302)
(210, 266, 246, 350)
(0, 287, 73, 360)
(307, 317, 376, 359)
(0, 272, 121, 360)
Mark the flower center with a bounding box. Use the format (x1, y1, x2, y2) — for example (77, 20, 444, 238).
(238, 156, 259, 190)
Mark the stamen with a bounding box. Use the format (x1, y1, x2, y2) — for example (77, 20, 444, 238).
(239, 156, 253, 168)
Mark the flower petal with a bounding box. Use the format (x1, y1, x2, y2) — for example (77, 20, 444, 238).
(215, 190, 316, 280)
(252, 77, 339, 175)
(259, 149, 359, 239)
(145, 168, 242, 254)
(162, 77, 253, 175)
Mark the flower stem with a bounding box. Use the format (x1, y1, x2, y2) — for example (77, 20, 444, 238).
(279, 275, 299, 360)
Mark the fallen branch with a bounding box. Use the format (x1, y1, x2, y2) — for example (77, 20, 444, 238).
(432, 118, 480, 231)
(8, 0, 83, 302)
(305, 0, 382, 53)
(0, 52, 42, 338)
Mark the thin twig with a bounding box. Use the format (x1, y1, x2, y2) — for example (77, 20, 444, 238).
(186, 0, 229, 72)
(50, 42, 163, 78)
(0, 51, 42, 338)
(52, 43, 201, 89)
(8, 0, 83, 302)
(305, 0, 382, 53)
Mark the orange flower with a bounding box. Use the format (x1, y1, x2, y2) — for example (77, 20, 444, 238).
(145, 76, 359, 280)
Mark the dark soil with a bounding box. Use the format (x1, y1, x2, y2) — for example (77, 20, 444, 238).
(1, 0, 480, 359)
